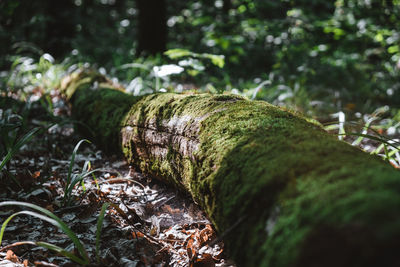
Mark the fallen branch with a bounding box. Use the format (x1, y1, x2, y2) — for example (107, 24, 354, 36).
(61, 70, 400, 267)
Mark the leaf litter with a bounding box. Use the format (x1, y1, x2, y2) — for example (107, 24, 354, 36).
(0, 92, 235, 267)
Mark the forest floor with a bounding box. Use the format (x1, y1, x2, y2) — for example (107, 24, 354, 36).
(1, 87, 399, 267)
(0, 91, 234, 267)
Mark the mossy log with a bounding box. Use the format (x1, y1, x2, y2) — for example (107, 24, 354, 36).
(62, 71, 400, 267)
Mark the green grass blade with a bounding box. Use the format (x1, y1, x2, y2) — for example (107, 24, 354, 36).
(384, 143, 389, 160)
(372, 143, 385, 154)
(80, 161, 91, 192)
(0, 241, 87, 265)
(0, 201, 89, 263)
(0, 212, 21, 245)
(0, 127, 40, 171)
(66, 139, 90, 186)
(1, 210, 89, 264)
(92, 172, 99, 189)
(96, 202, 110, 263)
(82, 160, 90, 172)
(342, 132, 400, 150)
(352, 119, 374, 146)
(118, 63, 151, 71)
(2, 169, 23, 189)
(36, 241, 88, 265)
(65, 169, 99, 205)
(388, 147, 399, 157)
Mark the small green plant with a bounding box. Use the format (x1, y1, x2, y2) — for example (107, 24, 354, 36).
(342, 131, 400, 167)
(6, 53, 67, 95)
(96, 202, 110, 263)
(118, 59, 184, 94)
(117, 49, 225, 95)
(63, 139, 99, 206)
(0, 109, 40, 178)
(326, 108, 400, 167)
(0, 201, 110, 265)
(164, 48, 225, 69)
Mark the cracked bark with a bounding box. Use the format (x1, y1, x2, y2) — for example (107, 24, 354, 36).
(62, 71, 400, 267)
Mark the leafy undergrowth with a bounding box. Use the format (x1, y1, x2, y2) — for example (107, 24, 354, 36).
(323, 107, 400, 169)
(0, 92, 234, 266)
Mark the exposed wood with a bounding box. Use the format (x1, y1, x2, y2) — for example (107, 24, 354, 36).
(62, 70, 400, 267)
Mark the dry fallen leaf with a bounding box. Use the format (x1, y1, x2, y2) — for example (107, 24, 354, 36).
(5, 250, 19, 263)
(199, 225, 214, 245)
(32, 171, 41, 179)
(132, 231, 144, 239)
(163, 204, 180, 214)
(193, 253, 215, 267)
(186, 237, 196, 260)
(150, 226, 158, 236)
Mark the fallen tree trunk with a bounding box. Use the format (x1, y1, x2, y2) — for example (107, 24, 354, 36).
(62, 70, 400, 267)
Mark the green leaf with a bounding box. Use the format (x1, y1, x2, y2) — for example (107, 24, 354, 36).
(0, 241, 87, 265)
(0, 127, 40, 171)
(165, 48, 225, 68)
(118, 63, 151, 71)
(164, 49, 193, 59)
(37, 241, 88, 265)
(388, 45, 399, 54)
(66, 139, 91, 192)
(65, 169, 99, 205)
(375, 33, 384, 42)
(205, 54, 225, 68)
(342, 132, 400, 150)
(96, 202, 110, 263)
(0, 201, 89, 264)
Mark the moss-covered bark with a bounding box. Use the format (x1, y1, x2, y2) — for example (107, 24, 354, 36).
(62, 71, 400, 267)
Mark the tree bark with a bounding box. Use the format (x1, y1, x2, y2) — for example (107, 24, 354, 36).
(223, 0, 231, 15)
(44, 0, 76, 58)
(61, 71, 400, 267)
(136, 0, 167, 55)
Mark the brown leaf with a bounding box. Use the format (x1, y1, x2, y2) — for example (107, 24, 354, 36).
(186, 238, 196, 260)
(163, 204, 180, 214)
(5, 250, 19, 263)
(32, 171, 41, 179)
(212, 248, 224, 261)
(199, 225, 214, 245)
(132, 231, 144, 239)
(150, 226, 158, 236)
(194, 253, 215, 267)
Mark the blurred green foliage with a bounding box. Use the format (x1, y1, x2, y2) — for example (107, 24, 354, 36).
(1, 0, 400, 114)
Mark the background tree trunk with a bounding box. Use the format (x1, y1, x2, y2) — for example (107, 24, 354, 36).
(44, 0, 76, 58)
(223, 0, 231, 14)
(62, 71, 400, 267)
(136, 0, 167, 55)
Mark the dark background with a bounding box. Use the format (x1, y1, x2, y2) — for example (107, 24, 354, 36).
(1, 0, 400, 113)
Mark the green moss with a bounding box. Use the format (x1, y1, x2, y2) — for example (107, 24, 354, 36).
(70, 85, 139, 153)
(67, 79, 400, 267)
(119, 93, 400, 266)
